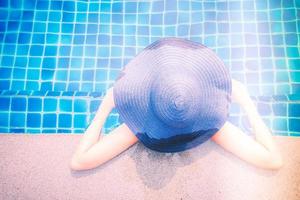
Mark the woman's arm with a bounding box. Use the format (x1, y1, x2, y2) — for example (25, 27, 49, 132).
(70, 87, 139, 171)
(211, 79, 284, 170)
(70, 87, 115, 167)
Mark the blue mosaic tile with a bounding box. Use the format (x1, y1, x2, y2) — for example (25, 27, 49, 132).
(90, 100, 100, 113)
(74, 91, 88, 96)
(43, 114, 57, 128)
(289, 119, 300, 132)
(74, 114, 87, 128)
(0, 113, 9, 126)
(11, 98, 26, 111)
(272, 103, 287, 116)
(41, 82, 53, 90)
(59, 99, 72, 112)
(273, 118, 288, 131)
(27, 113, 41, 128)
(0, 0, 299, 135)
(28, 98, 42, 112)
(10, 129, 25, 133)
(46, 91, 61, 96)
(74, 99, 87, 113)
(288, 94, 300, 100)
(57, 129, 72, 133)
(59, 114, 72, 128)
(44, 98, 57, 112)
(10, 113, 25, 127)
(288, 103, 300, 117)
(61, 91, 74, 96)
(0, 97, 10, 111)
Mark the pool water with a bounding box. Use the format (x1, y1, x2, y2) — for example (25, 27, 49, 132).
(0, 0, 299, 136)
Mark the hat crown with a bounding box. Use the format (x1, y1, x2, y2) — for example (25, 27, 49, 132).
(150, 69, 200, 129)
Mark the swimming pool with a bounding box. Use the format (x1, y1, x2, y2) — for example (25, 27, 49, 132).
(0, 0, 299, 136)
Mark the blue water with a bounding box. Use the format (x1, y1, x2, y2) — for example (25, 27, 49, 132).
(0, 0, 299, 136)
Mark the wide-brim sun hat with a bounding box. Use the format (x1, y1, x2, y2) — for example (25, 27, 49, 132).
(113, 37, 232, 153)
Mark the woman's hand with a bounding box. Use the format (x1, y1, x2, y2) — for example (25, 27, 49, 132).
(231, 79, 251, 107)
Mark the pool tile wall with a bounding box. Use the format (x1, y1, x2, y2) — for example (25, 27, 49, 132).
(0, 0, 299, 135)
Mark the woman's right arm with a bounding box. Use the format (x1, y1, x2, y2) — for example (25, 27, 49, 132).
(211, 79, 284, 170)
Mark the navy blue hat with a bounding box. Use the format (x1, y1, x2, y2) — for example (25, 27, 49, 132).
(113, 37, 232, 153)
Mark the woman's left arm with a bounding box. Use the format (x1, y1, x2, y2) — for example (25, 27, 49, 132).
(70, 87, 115, 164)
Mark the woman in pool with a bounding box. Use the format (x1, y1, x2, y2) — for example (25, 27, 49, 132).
(70, 38, 283, 171)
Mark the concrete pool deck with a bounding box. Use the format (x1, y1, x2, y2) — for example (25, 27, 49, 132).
(0, 134, 299, 200)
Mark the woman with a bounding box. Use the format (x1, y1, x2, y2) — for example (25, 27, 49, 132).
(70, 38, 283, 171)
